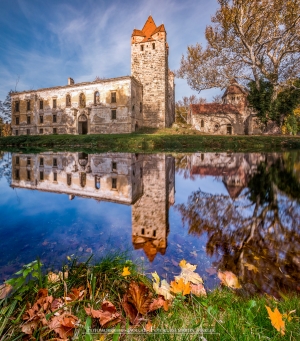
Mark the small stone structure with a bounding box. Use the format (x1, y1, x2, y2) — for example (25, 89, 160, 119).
(188, 80, 262, 135)
(10, 16, 175, 136)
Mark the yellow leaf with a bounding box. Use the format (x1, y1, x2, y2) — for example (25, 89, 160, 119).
(67, 256, 71, 261)
(254, 256, 260, 260)
(265, 306, 285, 335)
(179, 259, 197, 271)
(152, 272, 160, 284)
(218, 271, 242, 289)
(244, 263, 259, 273)
(122, 267, 131, 276)
(176, 261, 203, 285)
(179, 259, 187, 268)
(170, 278, 191, 296)
(283, 310, 296, 322)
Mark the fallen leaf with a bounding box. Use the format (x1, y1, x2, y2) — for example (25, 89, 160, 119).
(85, 301, 121, 327)
(66, 287, 85, 302)
(48, 272, 60, 283)
(170, 278, 191, 296)
(145, 320, 152, 332)
(265, 306, 285, 335)
(122, 294, 139, 325)
(190, 283, 207, 297)
(21, 320, 38, 335)
(163, 300, 169, 311)
(0, 283, 12, 299)
(49, 313, 78, 339)
(152, 276, 174, 301)
(283, 310, 296, 322)
(126, 282, 152, 315)
(244, 263, 259, 273)
(218, 271, 242, 289)
(122, 267, 131, 276)
(149, 296, 166, 312)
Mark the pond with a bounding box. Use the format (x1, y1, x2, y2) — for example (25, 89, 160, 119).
(0, 151, 299, 297)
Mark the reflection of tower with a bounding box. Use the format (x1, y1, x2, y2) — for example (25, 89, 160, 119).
(132, 154, 175, 261)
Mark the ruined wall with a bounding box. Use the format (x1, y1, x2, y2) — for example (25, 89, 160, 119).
(11, 152, 143, 204)
(10, 77, 142, 136)
(167, 71, 175, 127)
(131, 154, 175, 261)
(131, 33, 169, 128)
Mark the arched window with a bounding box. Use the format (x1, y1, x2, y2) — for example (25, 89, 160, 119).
(79, 93, 86, 108)
(94, 91, 100, 105)
(66, 94, 71, 107)
(201, 119, 204, 128)
(95, 176, 100, 189)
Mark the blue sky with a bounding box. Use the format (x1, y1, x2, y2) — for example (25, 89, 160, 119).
(0, 0, 220, 101)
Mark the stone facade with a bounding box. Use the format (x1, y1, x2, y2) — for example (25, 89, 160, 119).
(188, 80, 262, 135)
(10, 16, 175, 136)
(131, 16, 175, 128)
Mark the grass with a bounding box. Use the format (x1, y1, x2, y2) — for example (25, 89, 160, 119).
(1, 255, 299, 340)
(0, 125, 300, 153)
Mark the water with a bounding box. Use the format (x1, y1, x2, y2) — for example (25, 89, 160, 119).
(0, 151, 299, 297)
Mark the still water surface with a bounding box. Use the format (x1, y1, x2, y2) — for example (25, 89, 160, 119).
(0, 151, 299, 297)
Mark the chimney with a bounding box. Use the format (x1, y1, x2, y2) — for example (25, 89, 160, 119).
(68, 77, 74, 85)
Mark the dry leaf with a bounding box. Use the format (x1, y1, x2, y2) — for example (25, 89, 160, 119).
(283, 310, 296, 322)
(122, 294, 139, 325)
(191, 283, 207, 297)
(218, 271, 242, 289)
(265, 306, 285, 335)
(170, 278, 191, 296)
(66, 287, 85, 302)
(85, 301, 121, 327)
(48, 272, 60, 283)
(0, 283, 12, 299)
(145, 320, 152, 332)
(244, 263, 259, 273)
(154, 279, 174, 301)
(122, 267, 131, 276)
(21, 320, 38, 335)
(126, 282, 152, 315)
(149, 296, 166, 312)
(49, 313, 78, 339)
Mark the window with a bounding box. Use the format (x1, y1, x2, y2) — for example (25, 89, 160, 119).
(201, 153, 204, 161)
(140, 167, 143, 178)
(40, 128, 43, 134)
(79, 93, 86, 108)
(53, 99, 57, 109)
(53, 158, 57, 167)
(94, 91, 100, 105)
(40, 116, 43, 124)
(15, 169, 20, 180)
(53, 128, 57, 134)
(66, 94, 71, 107)
(152, 43, 155, 49)
(27, 129, 30, 135)
(95, 176, 100, 189)
(27, 157, 31, 165)
(153, 230, 156, 237)
(15, 130, 19, 136)
(67, 173, 72, 186)
(16, 156, 20, 165)
(141, 228, 145, 235)
(40, 100, 43, 110)
(112, 162, 117, 171)
(111, 92, 116, 103)
(140, 102, 142, 113)
(15, 101, 20, 112)
(140, 45, 144, 51)
(40, 158, 44, 166)
(27, 170, 31, 181)
(201, 119, 204, 128)
(132, 105, 135, 112)
(53, 172, 57, 181)
(80, 173, 86, 187)
(16, 117, 19, 125)
(27, 116, 31, 124)
(27, 101, 30, 111)
(111, 109, 116, 120)
(40, 171, 44, 181)
(53, 115, 57, 123)
(112, 178, 117, 189)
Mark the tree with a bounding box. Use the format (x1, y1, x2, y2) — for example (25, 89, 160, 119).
(177, 0, 300, 101)
(0, 91, 12, 123)
(175, 95, 206, 123)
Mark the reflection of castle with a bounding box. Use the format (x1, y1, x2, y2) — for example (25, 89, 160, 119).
(189, 153, 265, 199)
(11, 152, 175, 261)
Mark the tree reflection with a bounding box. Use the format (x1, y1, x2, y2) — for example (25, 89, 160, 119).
(176, 153, 300, 297)
(0, 152, 11, 184)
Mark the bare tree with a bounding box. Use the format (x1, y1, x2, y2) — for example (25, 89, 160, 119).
(176, 95, 206, 123)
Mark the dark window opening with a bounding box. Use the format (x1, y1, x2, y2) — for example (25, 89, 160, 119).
(95, 176, 100, 189)
(152, 43, 155, 49)
(53, 172, 57, 181)
(140, 45, 144, 51)
(15, 130, 19, 136)
(40, 116, 43, 124)
(201, 153, 204, 161)
(15, 169, 20, 180)
(67, 174, 72, 186)
(53, 128, 57, 134)
(16, 117, 19, 125)
(15, 101, 20, 112)
(111, 109, 116, 120)
(53, 158, 57, 167)
(27, 101, 30, 111)
(80, 173, 86, 187)
(79, 93, 86, 108)
(153, 230, 156, 237)
(16, 156, 20, 165)
(140, 102, 142, 113)
(27, 116, 31, 124)
(111, 92, 116, 103)
(112, 178, 117, 189)
(40, 158, 44, 166)
(53, 99, 57, 109)
(53, 115, 57, 123)
(226, 124, 232, 135)
(27, 129, 30, 135)
(140, 167, 143, 178)
(66, 94, 71, 107)
(112, 162, 117, 171)
(201, 119, 204, 128)
(141, 228, 145, 235)
(27, 157, 31, 165)
(40, 100, 43, 110)
(40, 128, 43, 134)
(27, 170, 31, 181)
(40, 171, 44, 181)
(132, 105, 135, 112)
(133, 169, 135, 176)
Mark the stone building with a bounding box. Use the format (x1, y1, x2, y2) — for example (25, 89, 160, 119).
(11, 152, 175, 261)
(188, 80, 261, 135)
(10, 16, 175, 136)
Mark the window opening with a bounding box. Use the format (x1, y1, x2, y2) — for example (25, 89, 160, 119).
(40, 128, 43, 134)
(53, 99, 57, 109)
(111, 92, 116, 103)
(40, 100, 43, 110)
(66, 94, 71, 107)
(40, 116, 43, 124)
(141, 228, 145, 235)
(27, 157, 31, 165)
(112, 178, 117, 189)
(53, 115, 57, 123)
(53, 128, 57, 134)
(67, 174, 72, 186)
(53, 158, 57, 167)
(27, 129, 30, 135)
(40, 171, 44, 181)
(53, 172, 57, 181)
(16, 156, 19, 165)
(153, 230, 156, 237)
(27, 101, 30, 111)
(15, 101, 20, 112)
(94, 91, 100, 105)
(80, 172, 86, 187)
(15, 130, 19, 136)
(15, 169, 20, 180)
(16, 117, 19, 125)
(112, 162, 117, 171)
(79, 93, 86, 108)
(111, 109, 116, 120)
(140, 45, 144, 51)
(201, 119, 204, 128)
(95, 176, 100, 189)
(27, 116, 31, 124)
(152, 43, 155, 49)
(27, 170, 31, 181)
(40, 158, 44, 166)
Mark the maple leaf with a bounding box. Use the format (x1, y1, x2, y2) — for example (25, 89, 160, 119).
(49, 312, 78, 339)
(0, 283, 12, 299)
(152, 274, 174, 301)
(127, 282, 152, 315)
(244, 263, 259, 273)
(66, 287, 86, 302)
(122, 293, 139, 325)
(122, 267, 131, 276)
(190, 283, 207, 297)
(175, 260, 203, 285)
(265, 306, 285, 335)
(170, 278, 191, 296)
(149, 296, 166, 312)
(85, 301, 121, 327)
(218, 271, 242, 289)
(145, 320, 153, 332)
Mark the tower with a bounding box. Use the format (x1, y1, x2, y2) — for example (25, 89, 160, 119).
(131, 16, 175, 128)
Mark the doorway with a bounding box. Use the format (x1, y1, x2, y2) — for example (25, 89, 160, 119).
(78, 115, 88, 135)
(226, 124, 232, 135)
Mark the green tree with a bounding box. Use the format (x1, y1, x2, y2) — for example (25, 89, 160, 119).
(0, 91, 12, 123)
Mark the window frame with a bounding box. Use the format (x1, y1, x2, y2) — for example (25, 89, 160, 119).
(111, 109, 117, 120)
(111, 92, 117, 103)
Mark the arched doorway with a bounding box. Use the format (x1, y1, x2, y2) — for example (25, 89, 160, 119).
(78, 114, 88, 135)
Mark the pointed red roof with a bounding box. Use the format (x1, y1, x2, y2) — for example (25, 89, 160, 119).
(142, 16, 157, 38)
(132, 16, 166, 41)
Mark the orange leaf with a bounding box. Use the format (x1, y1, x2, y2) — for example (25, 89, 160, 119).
(265, 306, 285, 335)
(218, 271, 241, 289)
(149, 296, 165, 312)
(145, 320, 152, 332)
(190, 283, 207, 297)
(170, 278, 191, 295)
(126, 282, 152, 315)
(0, 283, 12, 299)
(122, 267, 131, 276)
